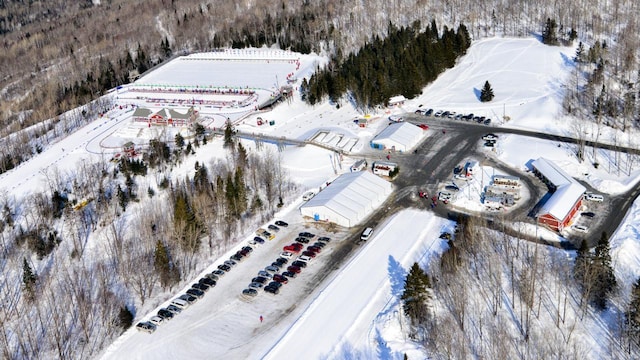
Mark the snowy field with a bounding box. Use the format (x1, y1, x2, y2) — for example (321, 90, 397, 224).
(4, 36, 640, 359)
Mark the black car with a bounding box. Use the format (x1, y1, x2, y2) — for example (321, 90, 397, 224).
(275, 220, 289, 227)
(292, 260, 307, 268)
(425, 109, 434, 116)
(179, 294, 198, 304)
(295, 237, 310, 244)
(252, 276, 268, 284)
(581, 211, 596, 218)
(299, 232, 315, 238)
(253, 236, 265, 244)
(166, 304, 182, 314)
(212, 269, 226, 277)
(192, 283, 210, 292)
(312, 242, 327, 248)
(231, 253, 244, 262)
(267, 281, 283, 289)
(205, 273, 219, 281)
(199, 277, 216, 287)
(242, 246, 254, 253)
(264, 286, 280, 294)
(157, 309, 175, 320)
(268, 224, 280, 232)
(270, 262, 284, 269)
(243, 288, 258, 297)
(186, 288, 205, 298)
(317, 236, 331, 243)
(218, 264, 231, 272)
(274, 257, 288, 266)
(282, 271, 297, 279)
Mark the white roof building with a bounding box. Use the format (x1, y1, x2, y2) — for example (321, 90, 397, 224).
(300, 171, 393, 227)
(370, 122, 423, 152)
(532, 158, 586, 231)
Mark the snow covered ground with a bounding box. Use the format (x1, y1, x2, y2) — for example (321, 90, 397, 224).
(4, 36, 640, 359)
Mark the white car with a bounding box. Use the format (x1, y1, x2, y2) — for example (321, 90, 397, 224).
(360, 227, 374, 241)
(584, 193, 604, 202)
(482, 133, 498, 141)
(438, 192, 452, 202)
(302, 192, 315, 201)
(280, 251, 293, 259)
(388, 115, 404, 122)
(297, 255, 313, 262)
(573, 224, 589, 233)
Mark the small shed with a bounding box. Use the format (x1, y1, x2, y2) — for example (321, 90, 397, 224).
(388, 95, 407, 107)
(350, 159, 368, 172)
(372, 161, 397, 177)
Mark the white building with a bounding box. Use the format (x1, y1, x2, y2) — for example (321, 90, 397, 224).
(299, 171, 393, 227)
(372, 161, 397, 176)
(370, 122, 423, 152)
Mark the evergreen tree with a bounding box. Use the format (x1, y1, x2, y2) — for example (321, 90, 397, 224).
(574, 239, 591, 285)
(118, 306, 134, 332)
(223, 119, 235, 149)
(154, 240, 172, 288)
(234, 167, 247, 215)
(625, 278, 640, 350)
(574, 41, 585, 63)
(175, 133, 185, 149)
(542, 18, 558, 45)
(116, 184, 128, 212)
(401, 262, 432, 323)
(592, 232, 617, 309)
(22, 257, 37, 302)
(480, 80, 494, 102)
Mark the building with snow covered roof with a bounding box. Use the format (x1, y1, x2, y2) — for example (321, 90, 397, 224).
(370, 122, 423, 152)
(299, 171, 393, 227)
(388, 95, 406, 107)
(132, 107, 196, 126)
(532, 158, 586, 232)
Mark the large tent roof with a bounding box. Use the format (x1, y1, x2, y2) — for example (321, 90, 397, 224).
(300, 171, 393, 227)
(371, 122, 423, 151)
(533, 158, 585, 221)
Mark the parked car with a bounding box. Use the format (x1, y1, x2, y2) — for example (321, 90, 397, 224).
(286, 265, 302, 274)
(212, 269, 226, 277)
(317, 236, 331, 243)
(267, 281, 283, 289)
(292, 260, 308, 268)
(231, 253, 244, 262)
(136, 321, 157, 333)
(252, 236, 266, 244)
(482, 133, 498, 141)
(388, 115, 403, 122)
(280, 251, 294, 259)
(484, 118, 491, 125)
(149, 316, 165, 326)
(217, 264, 231, 272)
(166, 304, 182, 314)
(306, 246, 321, 254)
(268, 224, 280, 232)
(312, 242, 326, 248)
(360, 227, 374, 241)
(282, 271, 297, 278)
(256, 228, 269, 236)
(275, 220, 289, 227)
(178, 294, 197, 304)
(252, 276, 268, 284)
(242, 288, 258, 297)
(418, 123, 429, 130)
(157, 309, 175, 320)
(238, 249, 251, 257)
(299, 232, 315, 238)
(262, 231, 275, 240)
(301, 251, 317, 258)
(295, 237, 310, 244)
(171, 298, 190, 309)
(302, 192, 315, 201)
(192, 283, 210, 292)
(273, 274, 289, 284)
(205, 273, 219, 281)
(257, 270, 273, 279)
(284, 244, 303, 253)
(584, 193, 604, 202)
(573, 224, 589, 233)
(438, 192, 453, 202)
(265, 265, 280, 273)
(249, 282, 264, 289)
(186, 288, 205, 299)
(270, 262, 284, 269)
(581, 211, 596, 218)
(264, 285, 280, 294)
(274, 257, 289, 266)
(199, 278, 216, 288)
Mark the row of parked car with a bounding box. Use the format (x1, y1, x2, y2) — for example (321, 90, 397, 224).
(415, 108, 492, 125)
(136, 221, 291, 334)
(241, 232, 331, 297)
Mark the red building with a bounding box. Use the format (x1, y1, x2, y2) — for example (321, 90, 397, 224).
(532, 158, 586, 232)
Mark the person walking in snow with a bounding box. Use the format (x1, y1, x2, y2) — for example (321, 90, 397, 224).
(259, 315, 263, 323)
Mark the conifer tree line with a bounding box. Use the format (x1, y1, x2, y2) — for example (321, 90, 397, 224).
(301, 21, 471, 110)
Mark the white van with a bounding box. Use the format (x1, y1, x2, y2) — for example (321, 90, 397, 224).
(584, 193, 604, 202)
(170, 298, 189, 309)
(360, 227, 374, 241)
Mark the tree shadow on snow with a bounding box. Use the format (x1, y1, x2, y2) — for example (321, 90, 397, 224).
(388, 255, 407, 299)
(473, 87, 481, 101)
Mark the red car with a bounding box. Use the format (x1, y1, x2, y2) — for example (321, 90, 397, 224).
(273, 274, 289, 284)
(283, 244, 303, 253)
(306, 246, 321, 254)
(287, 266, 301, 274)
(301, 251, 317, 258)
(418, 124, 429, 130)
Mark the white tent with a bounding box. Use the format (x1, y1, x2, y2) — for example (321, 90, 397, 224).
(371, 122, 423, 152)
(300, 171, 393, 227)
